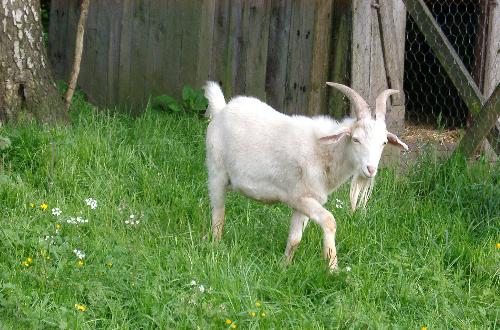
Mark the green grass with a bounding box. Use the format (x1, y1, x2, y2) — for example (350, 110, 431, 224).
(0, 97, 498, 329)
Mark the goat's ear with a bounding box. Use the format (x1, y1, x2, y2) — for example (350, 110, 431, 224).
(319, 129, 350, 144)
(387, 132, 409, 151)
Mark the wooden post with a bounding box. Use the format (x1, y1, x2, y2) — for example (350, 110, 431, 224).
(375, 0, 406, 134)
(482, 0, 500, 155)
(64, 0, 90, 110)
(376, 0, 404, 106)
(456, 85, 500, 157)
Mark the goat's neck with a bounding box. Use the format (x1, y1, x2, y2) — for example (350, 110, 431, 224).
(322, 140, 355, 191)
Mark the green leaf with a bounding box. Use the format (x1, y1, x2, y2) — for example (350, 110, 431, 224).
(152, 95, 183, 113)
(182, 85, 195, 103)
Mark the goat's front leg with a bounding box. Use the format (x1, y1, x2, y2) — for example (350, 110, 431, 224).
(284, 211, 309, 264)
(291, 197, 338, 271)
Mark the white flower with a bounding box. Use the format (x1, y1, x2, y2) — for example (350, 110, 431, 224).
(51, 208, 62, 216)
(66, 216, 88, 225)
(335, 198, 344, 209)
(85, 198, 97, 210)
(190, 280, 197, 286)
(198, 284, 205, 293)
(41, 235, 55, 245)
(73, 249, 85, 259)
(345, 266, 351, 272)
(125, 214, 140, 226)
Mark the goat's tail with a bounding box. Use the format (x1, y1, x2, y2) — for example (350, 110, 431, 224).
(204, 81, 226, 119)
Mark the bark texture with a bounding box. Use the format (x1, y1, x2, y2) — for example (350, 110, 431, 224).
(0, 0, 66, 123)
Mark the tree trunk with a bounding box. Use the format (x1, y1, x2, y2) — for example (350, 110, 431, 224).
(0, 0, 67, 123)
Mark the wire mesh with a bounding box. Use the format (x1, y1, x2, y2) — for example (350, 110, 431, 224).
(404, 0, 488, 129)
(402, 0, 499, 159)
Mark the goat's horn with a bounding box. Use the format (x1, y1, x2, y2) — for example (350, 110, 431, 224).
(326, 82, 370, 120)
(375, 89, 399, 121)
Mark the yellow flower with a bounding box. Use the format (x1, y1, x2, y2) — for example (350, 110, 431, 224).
(55, 223, 61, 230)
(40, 203, 48, 210)
(421, 327, 427, 330)
(21, 261, 29, 267)
(106, 262, 113, 268)
(230, 324, 237, 329)
(74, 303, 87, 312)
(496, 243, 500, 249)
(261, 312, 266, 317)
(30, 203, 35, 208)
(27, 257, 33, 264)
(225, 319, 232, 325)
(77, 260, 84, 267)
(249, 311, 256, 317)
(255, 300, 262, 308)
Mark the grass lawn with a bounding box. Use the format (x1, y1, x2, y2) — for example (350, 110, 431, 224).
(0, 98, 498, 329)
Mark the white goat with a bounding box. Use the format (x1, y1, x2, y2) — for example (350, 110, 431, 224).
(204, 81, 408, 271)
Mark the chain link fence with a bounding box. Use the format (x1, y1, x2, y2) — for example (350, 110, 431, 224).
(402, 0, 498, 159)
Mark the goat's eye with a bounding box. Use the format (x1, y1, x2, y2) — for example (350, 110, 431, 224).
(352, 137, 360, 144)
(383, 141, 388, 145)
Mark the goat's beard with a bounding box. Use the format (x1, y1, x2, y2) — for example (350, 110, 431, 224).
(350, 175, 374, 210)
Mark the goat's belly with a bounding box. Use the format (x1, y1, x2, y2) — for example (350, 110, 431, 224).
(229, 179, 284, 204)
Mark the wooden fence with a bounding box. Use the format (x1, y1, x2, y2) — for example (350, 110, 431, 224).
(48, 0, 406, 129)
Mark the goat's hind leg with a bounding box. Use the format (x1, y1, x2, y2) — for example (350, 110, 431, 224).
(284, 211, 309, 264)
(208, 171, 228, 241)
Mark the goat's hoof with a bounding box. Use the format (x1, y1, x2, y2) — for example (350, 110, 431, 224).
(328, 263, 339, 273)
(281, 256, 293, 267)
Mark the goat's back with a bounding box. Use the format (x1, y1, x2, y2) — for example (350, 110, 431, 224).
(206, 96, 331, 202)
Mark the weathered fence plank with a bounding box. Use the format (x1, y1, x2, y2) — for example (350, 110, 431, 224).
(328, 0, 352, 119)
(226, 0, 245, 97)
(50, 0, 405, 121)
(481, 0, 500, 155)
(265, 0, 293, 111)
(107, 0, 124, 106)
(377, 0, 406, 134)
(146, 0, 163, 97)
(285, 0, 315, 114)
(209, 0, 231, 93)
(93, 0, 111, 106)
(48, 0, 68, 79)
(377, 0, 403, 106)
(351, 0, 372, 116)
(483, 0, 500, 100)
(195, 0, 216, 88)
(308, 0, 334, 116)
(160, 0, 182, 98)
(128, 0, 150, 108)
(370, 2, 388, 104)
(244, 0, 271, 100)
(117, 0, 133, 108)
(180, 0, 214, 91)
